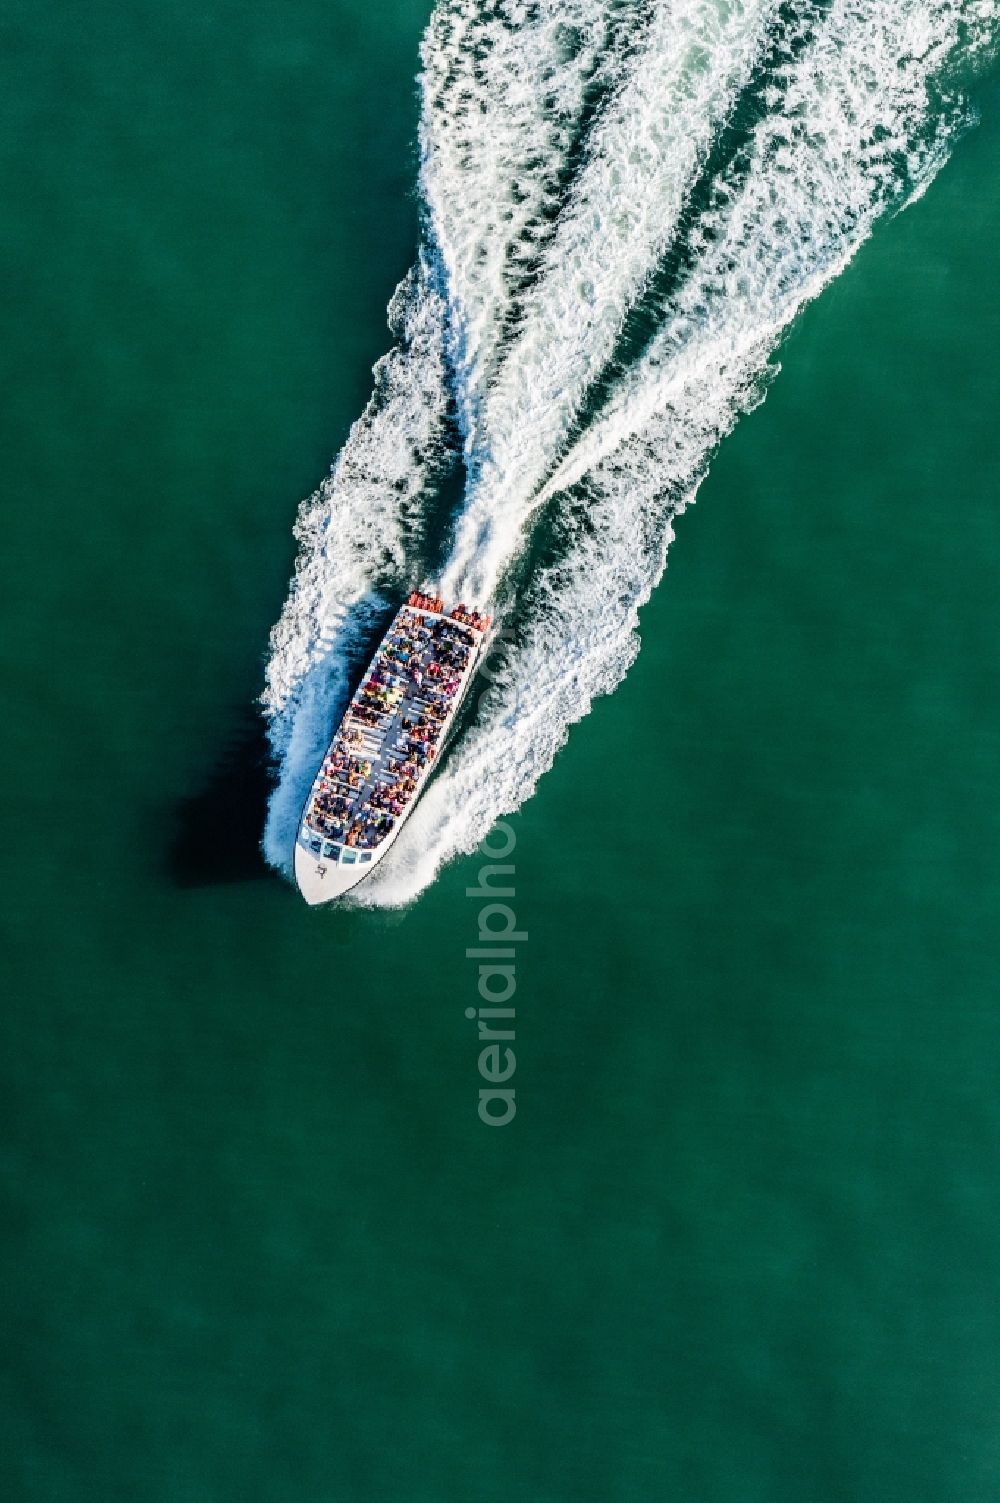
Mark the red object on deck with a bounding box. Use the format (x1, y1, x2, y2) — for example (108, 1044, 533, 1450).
(407, 590, 445, 612)
(408, 591, 489, 629)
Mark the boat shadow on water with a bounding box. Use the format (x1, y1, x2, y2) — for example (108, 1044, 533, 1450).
(167, 702, 274, 887)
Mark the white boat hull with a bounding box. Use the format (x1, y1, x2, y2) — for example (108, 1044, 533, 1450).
(293, 602, 487, 905)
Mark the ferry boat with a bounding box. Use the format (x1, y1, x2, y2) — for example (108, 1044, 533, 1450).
(294, 593, 491, 904)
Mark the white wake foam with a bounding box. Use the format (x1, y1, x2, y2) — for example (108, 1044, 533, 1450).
(439, 0, 782, 602)
(261, 258, 450, 869)
(419, 0, 632, 443)
(263, 0, 998, 903)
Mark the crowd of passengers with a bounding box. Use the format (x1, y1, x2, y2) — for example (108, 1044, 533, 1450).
(306, 606, 483, 850)
(407, 591, 492, 636)
(450, 602, 491, 633)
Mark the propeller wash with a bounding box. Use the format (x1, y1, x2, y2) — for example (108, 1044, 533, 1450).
(262, 0, 998, 906)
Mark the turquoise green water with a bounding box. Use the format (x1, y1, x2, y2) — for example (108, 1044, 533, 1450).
(3, 3, 1000, 1499)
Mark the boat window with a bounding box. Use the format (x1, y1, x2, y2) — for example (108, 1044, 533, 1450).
(359, 852, 372, 863)
(322, 843, 340, 859)
(342, 850, 357, 865)
(309, 839, 321, 854)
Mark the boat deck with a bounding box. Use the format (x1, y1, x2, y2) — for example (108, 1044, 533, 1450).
(298, 606, 479, 871)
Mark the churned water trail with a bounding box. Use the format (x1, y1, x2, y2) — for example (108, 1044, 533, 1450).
(262, 0, 999, 901)
(439, 0, 782, 602)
